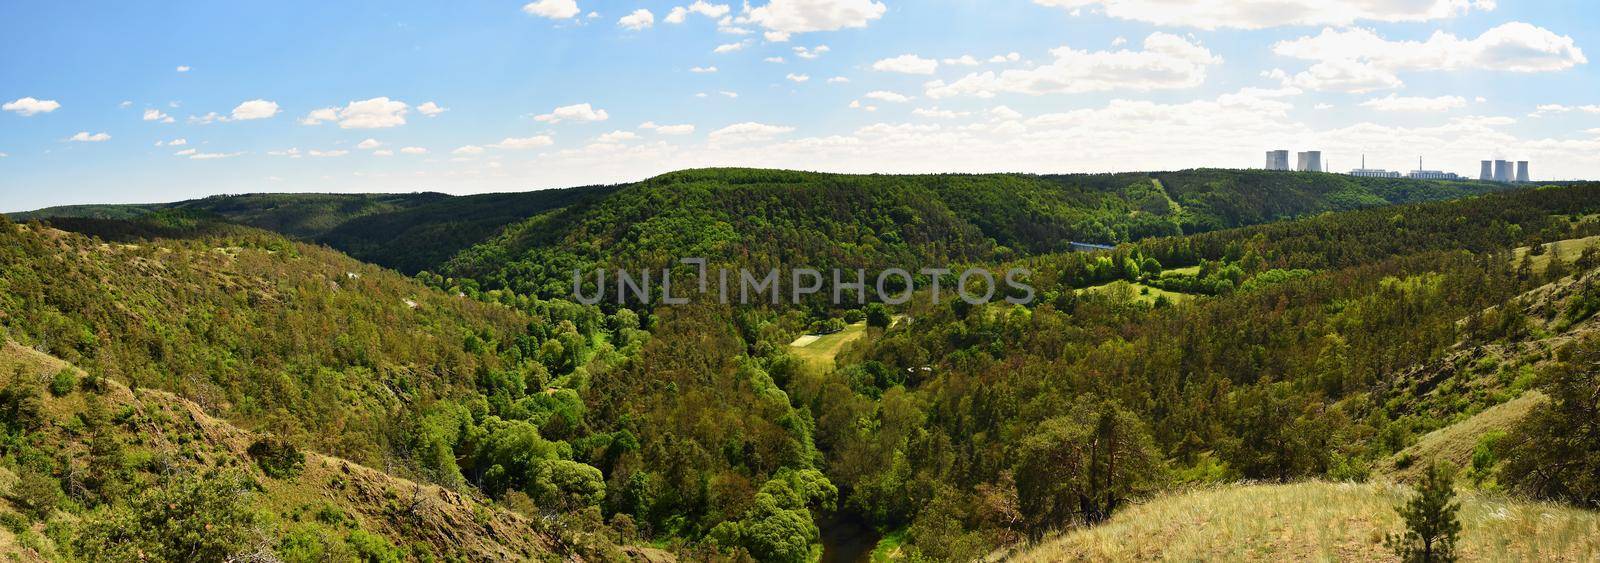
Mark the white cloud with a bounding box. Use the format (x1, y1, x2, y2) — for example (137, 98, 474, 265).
(373, 149, 394, 156)
(400, 146, 429, 155)
(942, 55, 980, 66)
(309, 149, 348, 157)
(230, 99, 280, 120)
(745, 0, 886, 34)
(690, 65, 719, 73)
(491, 135, 556, 149)
(1273, 23, 1587, 91)
(534, 103, 609, 123)
(618, 8, 655, 30)
(988, 52, 1022, 63)
(765, 31, 792, 42)
(714, 41, 748, 53)
(523, 0, 580, 19)
(267, 148, 300, 157)
(1280, 60, 1403, 93)
(596, 130, 640, 143)
(913, 107, 972, 119)
(452, 145, 485, 155)
(709, 122, 796, 145)
(417, 101, 448, 117)
(119, 101, 132, 108)
(143, 108, 174, 123)
(765, 56, 786, 63)
(163, 138, 187, 146)
(848, 100, 877, 112)
(303, 97, 409, 128)
(926, 33, 1221, 98)
(720, 91, 739, 98)
(4, 97, 61, 116)
(175, 148, 198, 156)
(864, 90, 911, 103)
(786, 73, 811, 83)
(1032, 0, 1497, 30)
(0, 152, 8, 157)
(176, 65, 191, 72)
(357, 138, 383, 149)
(69, 131, 111, 142)
(794, 45, 830, 59)
(189, 151, 243, 160)
(640, 121, 696, 135)
(665, 1, 731, 23)
(1360, 94, 1468, 112)
(827, 76, 850, 84)
(989, 105, 1023, 120)
(873, 54, 939, 75)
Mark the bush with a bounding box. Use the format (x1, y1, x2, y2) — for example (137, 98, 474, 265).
(48, 369, 77, 397)
(249, 435, 306, 479)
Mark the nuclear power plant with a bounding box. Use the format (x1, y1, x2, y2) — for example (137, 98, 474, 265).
(1264, 149, 1322, 172)
(1480, 159, 1532, 183)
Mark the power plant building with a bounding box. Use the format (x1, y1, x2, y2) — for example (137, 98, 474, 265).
(1494, 160, 1514, 183)
(1296, 151, 1322, 172)
(1481, 161, 1493, 181)
(1265, 150, 1290, 171)
(1516, 161, 1530, 182)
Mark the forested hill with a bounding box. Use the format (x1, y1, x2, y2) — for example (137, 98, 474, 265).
(439, 168, 1509, 297)
(14, 168, 1507, 280)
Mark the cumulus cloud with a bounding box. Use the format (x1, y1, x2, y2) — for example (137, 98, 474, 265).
(618, 8, 655, 30)
(714, 41, 748, 54)
(491, 136, 556, 149)
(1032, 0, 1496, 30)
(709, 122, 795, 145)
(229, 99, 280, 120)
(1360, 94, 1468, 112)
(745, 0, 886, 34)
(400, 146, 429, 155)
(942, 55, 980, 66)
(827, 76, 850, 84)
(640, 121, 696, 135)
(534, 103, 609, 123)
(302, 97, 409, 128)
(691, 65, 719, 73)
(175, 148, 198, 156)
(786, 73, 811, 83)
(1273, 23, 1586, 91)
(4, 97, 62, 116)
(925, 33, 1221, 98)
(143, 108, 174, 123)
(913, 107, 972, 118)
(665, 1, 731, 23)
(189, 151, 243, 160)
(357, 138, 383, 149)
(872, 54, 939, 75)
(452, 145, 485, 155)
(596, 130, 640, 143)
(176, 65, 191, 72)
(523, 0, 580, 19)
(794, 45, 830, 59)
(69, 131, 111, 142)
(309, 149, 348, 157)
(373, 149, 394, 156)
(864, 90, 911, 103)
(417, 101, 448, 117)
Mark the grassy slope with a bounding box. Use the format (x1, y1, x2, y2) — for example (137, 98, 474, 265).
(790, 322, 869, 374)
(0, 340, 568, 561)
(1011, 481, 1600, 562)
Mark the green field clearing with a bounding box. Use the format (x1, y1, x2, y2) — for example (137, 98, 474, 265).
(1079, 280, 1196, 305)
(1513, 234, 1600, 272)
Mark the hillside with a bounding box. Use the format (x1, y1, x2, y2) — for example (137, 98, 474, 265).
(1008, 481, 1600, 561)
(15, 169, 1509, 281)
(0, 340, 587, 561)
(441, 168, 1510, 297)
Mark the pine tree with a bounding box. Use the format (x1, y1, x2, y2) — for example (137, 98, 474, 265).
(1386, 462, 1462, 562)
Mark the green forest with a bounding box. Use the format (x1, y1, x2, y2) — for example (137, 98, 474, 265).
(3, 169, 1599, 561)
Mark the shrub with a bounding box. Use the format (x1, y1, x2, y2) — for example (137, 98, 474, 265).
(248, 435, 306, 479)
(48, 369, 77, 397)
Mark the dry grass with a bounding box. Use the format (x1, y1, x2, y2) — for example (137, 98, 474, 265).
(1512, 235, 1600, 272)
(1379, 392, 1545, 482)
(1008, 481, 1600, 562)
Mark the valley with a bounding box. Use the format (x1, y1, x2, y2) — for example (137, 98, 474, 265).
(3, 169, 1600, 561)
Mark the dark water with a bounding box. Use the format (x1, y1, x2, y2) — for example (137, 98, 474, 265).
(818, 511, 882, 563)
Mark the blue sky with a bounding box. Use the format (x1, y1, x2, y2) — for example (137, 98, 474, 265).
(3, 0, 1599, 212)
